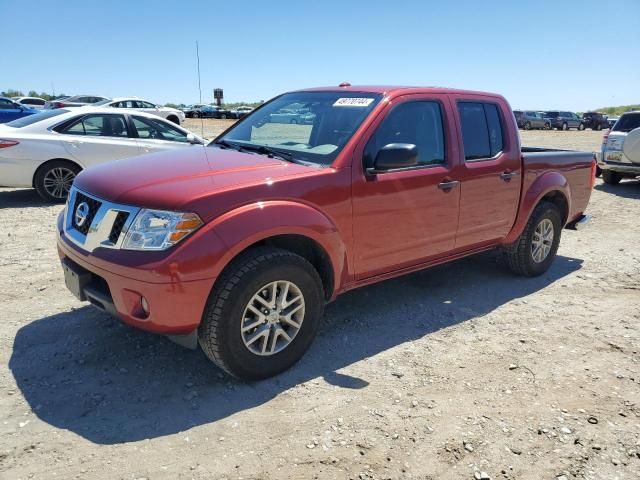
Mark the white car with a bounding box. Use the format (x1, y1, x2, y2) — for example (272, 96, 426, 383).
(0, 107, 205, 202)
(95, 98, 186, 125)
(599, 111, 640, 185)
(11, 97, 47, 110)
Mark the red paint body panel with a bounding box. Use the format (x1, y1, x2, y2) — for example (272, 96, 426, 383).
(58, 86, 594, 334)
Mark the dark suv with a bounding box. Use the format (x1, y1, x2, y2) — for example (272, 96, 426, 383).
(545, 111, 585, 131)
(513, 110, 550, 130)
(582, 112, 609, 131)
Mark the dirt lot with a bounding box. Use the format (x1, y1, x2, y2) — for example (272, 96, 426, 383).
(0, 128, 638, 480)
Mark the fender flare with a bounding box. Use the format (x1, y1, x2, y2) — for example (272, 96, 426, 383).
(503, 171, 571, 244)
(195, 200, 348, 294)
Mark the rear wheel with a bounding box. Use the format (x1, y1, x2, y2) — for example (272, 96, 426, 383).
(524, 122, 531, 130)
(578, 123, 585, 131)
(544, 122, 551, 130)
(34, 160, 80, 203)
(198, 247, 325, 380)
(220, 114, 227, 119)
(562, 122, 569, 131)
(503, 201, 562, 277)
(602, 170, 622, 185)
(192, 112, 200, 118)
(595, 124, 602, 131)
(595, 165, 602, 177)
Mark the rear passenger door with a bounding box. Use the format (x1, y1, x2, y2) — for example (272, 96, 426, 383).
(453, 98, 521, 249)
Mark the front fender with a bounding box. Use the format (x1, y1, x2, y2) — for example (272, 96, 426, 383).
(198, 200, 348, 294)
(503, 171, 571, 244)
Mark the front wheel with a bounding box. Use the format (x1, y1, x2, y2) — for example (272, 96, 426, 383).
(562, 122, 569, 131)
(503, 201, 562, 277)
(198, 247, 325, 380)
(524, 122, 531, 130)
(34, 160, 81, 202)
(578, 123, 585, 131)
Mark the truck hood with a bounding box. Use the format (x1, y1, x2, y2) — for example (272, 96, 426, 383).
(74, 146, 315, 218)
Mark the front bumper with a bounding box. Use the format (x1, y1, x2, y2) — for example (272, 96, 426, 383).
(57, 228, 215, 336)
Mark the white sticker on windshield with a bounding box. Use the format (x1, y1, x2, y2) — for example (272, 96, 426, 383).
(333, 98, 374, 107)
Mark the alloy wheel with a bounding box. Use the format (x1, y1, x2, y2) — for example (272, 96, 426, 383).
(43, 167, 75, 199)
(240, 280, 305, 356)
(531, 218, 554, 263)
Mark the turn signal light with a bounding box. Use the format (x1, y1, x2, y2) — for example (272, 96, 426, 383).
(0, 139, 19, 149)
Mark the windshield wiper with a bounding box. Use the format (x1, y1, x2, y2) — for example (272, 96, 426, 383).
(212, 139, 241, 150)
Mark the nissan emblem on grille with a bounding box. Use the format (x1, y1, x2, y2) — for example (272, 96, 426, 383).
(74, 202, 90, 228)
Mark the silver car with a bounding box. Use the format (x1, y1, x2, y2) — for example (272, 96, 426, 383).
(44, 95, 109, 109)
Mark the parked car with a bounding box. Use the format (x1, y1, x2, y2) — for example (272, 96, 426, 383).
(0, 97, 39, 123)
(513, 110, 550, 130)
(44, 95, 109, 109)
(11, 96, 46, 110)
(0, 108, 204, 201)
(607, 116, 620, 128)
(182, 104, 205, 118)
(582, 112, 609, 130)
(55, 85, 595, 380)
(94, 98, 185, 124)
(184, 105, 231, 119)
(598, 111, 640, 184)
(229, 106, 254, 119)
(544, 111, 585, 130)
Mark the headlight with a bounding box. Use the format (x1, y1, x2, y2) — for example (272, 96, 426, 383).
(122, 209, 203, 251)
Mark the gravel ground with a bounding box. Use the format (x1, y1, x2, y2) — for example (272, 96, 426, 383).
(0, 129, 639, 480)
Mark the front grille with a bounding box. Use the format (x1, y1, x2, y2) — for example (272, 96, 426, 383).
(72, 192, 102, 235)
(108, 211, 130, 244)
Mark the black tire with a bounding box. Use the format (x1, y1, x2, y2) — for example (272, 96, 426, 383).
(562, 122, 569, 131)
(220, 114, 227, 119)
(595, 124, 602, 131)
(595, 165, 602, 177)
(198, 247, 325, 380)
(524, 122, 531, 130)
(34, 160, 81, 203)
(167, 115, 179, 125)
(192, 112, 200, 119)
(502, 201, 562, 277)
(290, 119, 298, 124)
(578, 123, 585, 131)
(544, 122, 550, 130)
(602, 170, 622, 185)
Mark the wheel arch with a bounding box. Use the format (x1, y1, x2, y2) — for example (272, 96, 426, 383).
(32, 158, 84, 188)
(503, 172, 571, 244)
(197, 201, 348, 301)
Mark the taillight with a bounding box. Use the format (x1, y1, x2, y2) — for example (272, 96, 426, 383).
(590, 156, 597, 189)
(0, 139, 19, 149)
(52, 102, 65, 108)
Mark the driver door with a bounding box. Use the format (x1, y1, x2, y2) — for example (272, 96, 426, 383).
(351, 95, 461, 279)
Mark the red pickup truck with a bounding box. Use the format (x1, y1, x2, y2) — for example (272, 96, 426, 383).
(57, 85, 595, 379)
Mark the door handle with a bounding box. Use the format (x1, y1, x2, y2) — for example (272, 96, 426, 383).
(500, 170, 519, 181)
(437, 179, 460, 191)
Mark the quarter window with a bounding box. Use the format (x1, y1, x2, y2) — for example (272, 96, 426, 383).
(364, 101, 446, 168)
(132, 116, 188, 142)
(457, 102, 504, 160)
(0, 99, 17, 110)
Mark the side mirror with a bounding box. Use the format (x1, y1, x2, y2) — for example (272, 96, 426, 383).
(186, 133, 202, 144)
(369, 143, 418, 173)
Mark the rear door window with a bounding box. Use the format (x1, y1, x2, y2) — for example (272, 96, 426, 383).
(58, 114, 129, 137)
(457, 102, 504, 160)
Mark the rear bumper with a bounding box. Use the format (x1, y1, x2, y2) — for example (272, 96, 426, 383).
(599, 160, 640, 175)
(57, 230, 215, 335)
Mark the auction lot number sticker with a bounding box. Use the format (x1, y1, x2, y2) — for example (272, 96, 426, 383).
(333, 98, 374, 107)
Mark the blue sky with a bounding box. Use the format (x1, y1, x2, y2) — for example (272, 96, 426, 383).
(4, 0, 639, 110)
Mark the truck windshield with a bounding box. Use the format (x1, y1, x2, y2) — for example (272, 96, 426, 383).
(214, 91, 382, 165)
(613, 112, 640, 132)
